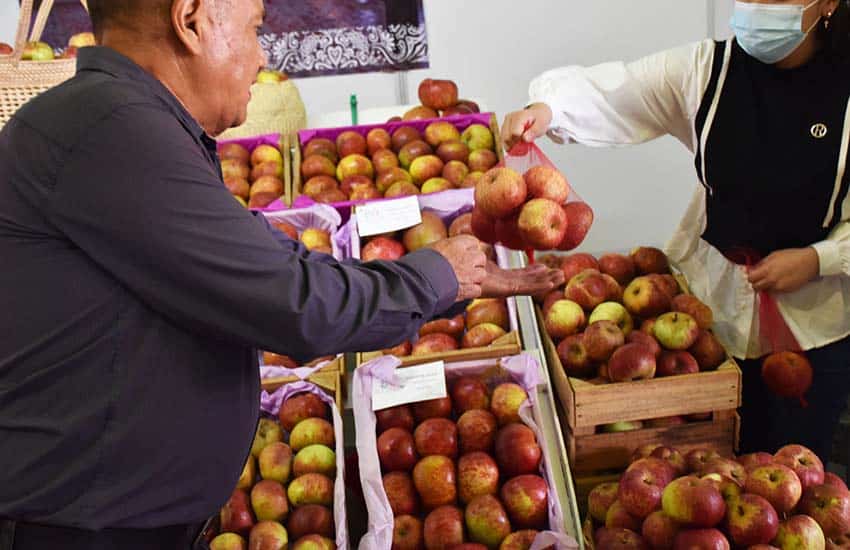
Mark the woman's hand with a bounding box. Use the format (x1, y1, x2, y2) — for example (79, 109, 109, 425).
(748, 247, 820, 293)
(501, 103, 553, 150)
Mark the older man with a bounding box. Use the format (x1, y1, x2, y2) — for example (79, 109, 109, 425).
(0, 1, 561, 548)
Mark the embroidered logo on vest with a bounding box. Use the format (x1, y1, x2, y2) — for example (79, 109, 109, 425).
(810, 123, 828, 139)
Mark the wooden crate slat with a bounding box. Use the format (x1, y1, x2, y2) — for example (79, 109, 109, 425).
(357, 330, 521, 368)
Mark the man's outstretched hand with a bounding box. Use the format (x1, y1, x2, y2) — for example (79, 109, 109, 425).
(480, 261, 565, 299)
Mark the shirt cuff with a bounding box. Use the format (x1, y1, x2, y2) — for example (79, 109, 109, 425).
(812, 240, 843, 277)
(398, 249, 459, 316)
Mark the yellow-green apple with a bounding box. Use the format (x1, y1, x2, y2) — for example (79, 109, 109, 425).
(68, 32, 95, 47)
(251, 418, 283, 458)
(377, 427, 417, 472)
(700, 457, 747, 487)
(605, 500, 643, 531)
(403, 211, 448, 252)
(545, 297, 590, 337)
(461, 124, 495, 151)
(608, 343, 657, 382)
(565, 269, 610, 311)
(413, 455, 457, 509)
(362, 236, 405, 261)
(443, 160, 469, 186)
(287, 473, 333, 507)
(623, 276, 671, 318)
(450, 376, 490, 413)
(689, 331, 726, 371)
(558, 201, 594, 250)
(412, 397, 453, 422)
(798, 484, 850, 538)
(418, 79, 459, 110)
(251, 480, 289, 522)
(598, 254, 637, 286)
(409, 155, 445, 186)
(304, 138, 338, 164)
(702, 473, 741, 507)
(686, 449, 721, 473)
(251, 144, 283, 166)
(644, 417, 687, 431)
(499, 530, 538, 550)
(540, 289, 564, 315)
(471, 206, 498, 243)
(557, 333, 595, 378)
(293, 444, 336, 478)
(303, 175, 338, 198)
(221, 489, 255, 536)
(773, 515, 826, 550)
(376, 404, 415, 433)
(251, 175, 285, 197)
(602, 420, 644, 433)
(626, 331, 662, 358)
(632, 445, 665, 462)
(424, 121, 461, 147)
(651, 447, 687, 476)
(517, 198, 568, 249)
(252, 161, 284, 181)
(393, 515, 423, 550)
(367, 128, 392, 155)
(419, 314, 465, 337)
(236, 455, 257, 490)
(595, 527, 648, 549)
(248, 521, 288, 550)
(398, 140, 433, 169)
(291, 535, 334, 550)
(589, 482, 620, 523)
(372, 148, 399, 173)
(494, 214, 526, 250)
(466, 495, 512, 548)
(289, 418, 334, 452)
(523, 165, 570, 204)
(457, 409, 497, 454)
(774, 445, 825, 492)
(336, 130, 367, 157)
(824, 473, 850, 494)
(437, 140, 470, 164)
(339, 174, 373, 196)
(468, 149, 499, 173)
(739, 452, 775, 472)
(458, 451, 500, 504)
(631, 247, 670, 275)
(384, 180, 420, 198)
(279, 393, 328, 432)
(421, 177, 454, 194)
(220, 143, 251, 163)
(449, 213, 473, 237)
(584, 320, 625, 362)
(653, 312, 699, 351)
(662, 475, 726, 527)
(462, 171, 485, 189)
(403, 105, 439, 121)
(210, 532, 246, 550)
(475, 167, 527, 218)
(225, 176, 250, 199)
(725, 493, 781, 547)
(671, 295, 713, 330)
(383, 471, 419, 516)
(222, 158, 250, 180)
(673, 529, 730, 549)
(256, 69, 286, 83)
(642, 510, 680, 549)
(21, 41, 54, 61)
(589, 302, 634, 335)
(491, 383, 529, 426)
(618, 463, 670, 518)
(762, 353, 814, 403)
(336, 153, 374, 181)
(414, 418, 457, 458)
(745, 464, 803, 515)
(657, 350, 700, 377)
(299, 228, 331, 252)
(392, 126, 422, 152)
(287, 505, 333, 541)
(259, 442, 293, 484)
(495, 423, 541, 477)
(561, 253, 600, 282)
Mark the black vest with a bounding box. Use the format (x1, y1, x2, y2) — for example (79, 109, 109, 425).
(695, 39, 850, 257)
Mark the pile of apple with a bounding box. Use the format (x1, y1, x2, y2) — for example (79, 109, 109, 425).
(300, 121, 498, 203)
(536, 248, 726, 385)
(0, 32, 95, 60)
(264, 217, 334, 255)
(376, 376, 551, 549)
(387, 78, 481, 122)
(218, 142, 286, 209)
(587, 442, 848, 549)
(212, 393, 337, 550)
(471, 165, 593, 251)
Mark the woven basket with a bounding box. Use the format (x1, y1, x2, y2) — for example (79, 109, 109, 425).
(217, 79, 307, 142)
(0, 0, 88, 129)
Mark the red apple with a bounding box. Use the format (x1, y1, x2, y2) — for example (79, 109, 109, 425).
(376, 167, 413, 194)
(773, 515, 826, 550)
(423, 505, 464, 549)
(470, 206, 498, 244)
(336, 130, 367, 157)
(393, 515, 424, 550)
(661, 476, 726, 528)
(411, 333, 458, 356)
(420, 314, 465, 338)
(589, 482, 621, 523)
(392, 127, 423, 153)
(642, 510, 681, 550)
(558, 201, 594, 250)
(383, 341, 412, 357)
(250, 479, 289, 522)
(248, 521, 289, 550)
(436, 139, 470, 164)
(412, 397, 452, 422)
(626, 331, 662, 358)
(303, 138, 338, 164)
(457, 409, 497, 454)
(689, 330, 727, 371)
(377, 427, 418, 472)
(631, 247, 670, 275)
(560, 253, 599, 282)
(466, 299, 510, 331)
(606, 500, 643, 531)
(565, 269, 610, 311)
(608, 343, 657, 382)
(291, 535, 334, 550)
(384, 471, 419, 516)
(414, 418, 457, 458)
(724, 493, 780, 547)
(825, 473, 850, 494)
(418, 79, 459, 110)
(657, 350, 700, 377)
(672, 295, 714, 330)
(457, 451, 499, 504)
(799, 484, 850, 538)
(287, 505, 333, 541)
(774, 444, 825, 492)
(595, 527, 649, 549)
(413, 455, 457, 510)
(451, 377, 490, 413)
(686, 449, 721, 473)
(465, 494, 512, 548)
(495, 423, 542, 478)
(499, 531, 538, 550)
(279, 393, 329, 432)
(557, 333, 596, 378)
(376, 405, 415, 434)
(598, 253, 637, 286)
(700, 457, 747, 487)
(367, 127, 392, 155)
(762, 352, 813, 404)
(362, 236, 406, 262)
(474, 167, 527, 219)
(500, 474, 548, 529)
(739, 452, 776, 472)
(220, 143, 251, 163)
(404, 105, 439, 121)
(584, 320, 625, 362)
(619, 462, 671, 518)
(468, 149, 499, 173)
(672, 529, 730, 550)
(517, 198, 568, 249)
(221, 489, 255, 536)
(745, 464, 803, 515)
(524, 165, 569, 204)
(651, 447, 688, 476)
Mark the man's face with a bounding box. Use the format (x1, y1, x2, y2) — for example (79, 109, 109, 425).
(199, 0, 267, 135)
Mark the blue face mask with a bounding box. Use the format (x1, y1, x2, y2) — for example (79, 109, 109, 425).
(730, 0, 822, 64)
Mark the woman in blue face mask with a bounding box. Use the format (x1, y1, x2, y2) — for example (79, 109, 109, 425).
(504, 0, 850, 463)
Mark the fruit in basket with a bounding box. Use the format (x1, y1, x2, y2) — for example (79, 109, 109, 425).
(739, 452, 775, 472)
(287, 473, 333, 507)
(517, 198, 568, 250)
(685, 449, 721, 474)
(403, 212, 448, 252)
(700, 457, 747, 487)
(465, 494, 512, 548)
(584, 320, 625, 362)
(798, 484, 850, 538)
(350, 185, 382, 201)
(221, 489, 255, 535)
(608, 343, 657, 382)
(419, 79, 459, 111)
(382, 340, 413, 357)
(450, 377, 490, 413)
(423, 505, 465, 548)
(409, 155, 445, 186)
(495, 423, 541, 477)
(393, 515, 424, 550)
(494, 215, 526, 250)
(462, 323, 507, 348)
(251, 418, 284, 458)
(745, 464, 804, 515)
(399, 140, 433, 169)
(413, 397, 453, 422)
(415, 418, 458, 458)
(404, 105, 439, 121)
(385, 181, 420, 198)
(457, 409, 498, 454)
(462, 124, 495, 152)
(362, 236, 406, 262)
(458, 451, 500, 504)
(470, 207, 498, 244)
(224, 176, 250, 199)
(248, 521, 288, 549)
(237, 456, 257, 490)
(251, 480, 289, 522)
(558, 201, 594, 250)
(642, 510, 680, 549)
(421, 177, 454, 194)
(606, 500, 643, 531)
(420, 315, 466, 337)
(589, 482, 620, 522)
(336, 130, 367, 158)
(210, 532, 246, 550)
(293, 444, 336, 478)
(252, 161, 284, 181)
(304, 138, 338, 164)
(625, 330, 661, 358)
(618, 465, 669, 519)
(384, 471, 420, 516)
(287, 504, 334, 541)
(21, 41, 54, 61)
(443, 104, 475, 117)
(414, 455, 458, 509)
(475, 167, 527, 219)
(662, 475, 726, 527)
(251, 144, 284, 166)
(594, 256, 634, 288)
(222, 158, 250, 180)
(524, 165, 570, 204)
(392, 127, 423, 152)
(289, 418, 335, 452)
(670, 295, 713, 330)
(372, 166, 411, 194)
(443, 160, 470, 187)
(367, 128, 392, 156)
(689, 330, 726, 371)
(291, 535, 334, 550)
(499, 530, 538, 550)
(462, 171, 485, 189)
(251, 174, 285, 197)
(258, 442, 293, 484)
(424, 121, 461, 148)
(437, 140, 471, 164)
(0, 42, 12, 55)
(411, 333, 458, 356)
(827, 536, 850, 549)
(557, 334, 595, 378)
(673, 529, 729, 549)
(377, 427, 417, 472)
(630, 247, 669, 275)
(824, 472, 849, 493)
(299, 228, 331, 252)
(220, 143, 251, 163)
(657, 350, 699, 377)
(372, 148, 399, 174)
(544, 299, 585, 339)
(501, 475, 548, 529)
(248, 192, 280, 211)
(491, 383, 528, 426)
(302, 176, 338, 199)
(541, 289, 564, 315)
(774, 444, 824, 491)
(725, 493, 780, 546)
(774, 515, 826, 550)
(336, 153, 374, 181)
(650, 274, 681, 299)
(468, 149, 498, 173)
(376, 404, 415, 433)
(340, 174, 373, 196)
(762, 352, 814, 404)
(565, 269, 610, 311)
(448, 213, 473, 237)
(279, 393, 329, 432)
(623, 277, 671, 318)
(653, 312, 699, 351)
(595, 527, 648, 549)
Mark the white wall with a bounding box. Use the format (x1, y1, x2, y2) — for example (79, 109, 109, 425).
(1, 3, 20, 45)
(715, 0, 735, 39)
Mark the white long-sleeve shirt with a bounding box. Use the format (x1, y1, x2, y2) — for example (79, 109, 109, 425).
(529, 39, 850, 358)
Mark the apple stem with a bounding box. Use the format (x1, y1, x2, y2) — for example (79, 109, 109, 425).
(526, 248, 535, 265)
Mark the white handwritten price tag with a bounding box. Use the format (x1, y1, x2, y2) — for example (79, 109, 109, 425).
(371, 361, 447, 411)
(356, 196, 422, 237)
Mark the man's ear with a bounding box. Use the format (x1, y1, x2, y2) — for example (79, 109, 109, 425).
(171, 0, 206, 55)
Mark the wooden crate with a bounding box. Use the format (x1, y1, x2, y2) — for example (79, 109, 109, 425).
(357, 329, 522, 368)
(261, 368, 343, 411)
